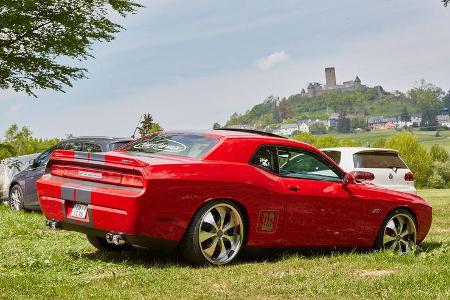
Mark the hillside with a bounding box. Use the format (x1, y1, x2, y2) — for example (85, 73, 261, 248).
(225, 83, 449, 131)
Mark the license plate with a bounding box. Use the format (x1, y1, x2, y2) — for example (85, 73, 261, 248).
(71, 204, 88, 219)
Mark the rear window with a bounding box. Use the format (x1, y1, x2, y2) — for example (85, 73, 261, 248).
(353, 152, 407, 169)
(323, 150, 341, 164)
(110, 141, 131, 151)
(122, 133, 218, 158)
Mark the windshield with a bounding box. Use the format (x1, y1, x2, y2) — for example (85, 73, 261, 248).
(122, 133, 218, 158)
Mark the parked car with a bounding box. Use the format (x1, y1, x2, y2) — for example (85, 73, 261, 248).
(37, 129, 431, 266)
(8, 136, 132, 211)
(321, 147, 416, 194)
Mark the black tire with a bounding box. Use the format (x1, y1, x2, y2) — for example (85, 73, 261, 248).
(9, 184, 25, 211)
(374, 208, 417, 254)
(86, 235, 131, 252)
(180, 200, 246, 266)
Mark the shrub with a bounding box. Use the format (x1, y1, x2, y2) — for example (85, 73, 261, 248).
(430, 144, 449, 162)
(372, 138, 386, 148)
(385, 132, 432, 188)
(339, 138, 362, 147)
(293, 132, 317, 146)
(432, 161, 450, 182)
(316, 136, 339, 148)
(428, 172, 446, 189)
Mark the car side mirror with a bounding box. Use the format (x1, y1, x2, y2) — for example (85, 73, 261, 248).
(343, 172, 355, 186)
(29, 159, 36, 168)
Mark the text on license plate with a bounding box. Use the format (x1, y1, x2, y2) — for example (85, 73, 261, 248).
(71, 204, 88, 219)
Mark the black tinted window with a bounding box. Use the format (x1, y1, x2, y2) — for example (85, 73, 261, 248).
(353, 152, 407, 169)
(62, 142, 83, 151)
(123, 133, 218, 158)
(250, 146, 277, 173)
(323, 150, 341, 164)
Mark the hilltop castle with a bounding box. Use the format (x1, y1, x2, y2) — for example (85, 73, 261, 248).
(301, 67, 363, 97)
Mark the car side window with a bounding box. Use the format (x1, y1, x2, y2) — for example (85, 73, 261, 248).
(83, 143, 102, 153)
(277, 148, 341, 182)
(250, 146, 277, 173)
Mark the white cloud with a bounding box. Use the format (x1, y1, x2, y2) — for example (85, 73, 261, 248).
(7, 103, 24, 114)
(255, 51, 290, 71)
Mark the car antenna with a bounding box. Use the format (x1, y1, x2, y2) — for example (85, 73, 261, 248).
(131, 115, 143, 139)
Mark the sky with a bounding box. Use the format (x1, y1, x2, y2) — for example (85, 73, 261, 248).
(1, 0, 450, 139)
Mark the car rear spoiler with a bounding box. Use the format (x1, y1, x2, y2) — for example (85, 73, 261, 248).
(51, 150, 149, 167)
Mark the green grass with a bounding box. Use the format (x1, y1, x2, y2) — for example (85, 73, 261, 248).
(1, 190, 449, 299)
(329, 129, 450, 151)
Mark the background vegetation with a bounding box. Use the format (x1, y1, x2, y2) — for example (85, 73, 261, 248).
(226, 81, 450, 133)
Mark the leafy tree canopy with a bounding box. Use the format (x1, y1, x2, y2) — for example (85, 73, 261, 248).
(444, 0, 449, 7)
(137, 114, 163, 136)
(0, 0, 142, 97)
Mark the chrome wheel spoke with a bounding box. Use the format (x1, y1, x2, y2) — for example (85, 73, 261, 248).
(386, 220, 397, 235)
(203, 212, 218, 231)
(383, 234, 396, 244)
(202, 237, 218, 257)
(396, 217, 405, 235)
(199, 230, 216, 243)
(216, 207, 228, 230)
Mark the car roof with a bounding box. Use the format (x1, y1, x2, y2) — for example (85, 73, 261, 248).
(320, 147, 398, 154)
(64, 136, 132, 144)
(163, 129, 288, 140)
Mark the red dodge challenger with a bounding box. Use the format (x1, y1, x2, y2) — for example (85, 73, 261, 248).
(37, 129, 432, 266)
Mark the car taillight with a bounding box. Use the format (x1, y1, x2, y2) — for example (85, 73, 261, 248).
(51, 165, 144, 188)
(404, 172, 414, 181)
(350, 171, 375, 181)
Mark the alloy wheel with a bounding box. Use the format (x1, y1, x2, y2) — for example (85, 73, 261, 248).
(9, 187, 22, 211)
(198, 203, 244, 265)
(382, 213, 416, 254)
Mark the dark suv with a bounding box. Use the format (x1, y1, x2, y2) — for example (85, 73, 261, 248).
(8, 136, 132, 211)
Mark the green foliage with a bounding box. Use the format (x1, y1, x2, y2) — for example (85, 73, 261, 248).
(385, 132, 432, 187)
(2, 124, 60, 156)
(428, 172, 446, 189)
(137, 114, 163, 136)
(212, 122, 221, 129)
(350, 116, 367, 130)
(309, 123, 327, 134)
(316, 136, 339, 148)
(430, 144, 449, 162)
(433, 161, 450, 183)
(372, 138, 386, 148)
(444, 0, 449, 7)
(0, 143, 16, 160)
(293, 132, 317, 146)
(339, 138, 362, 147)
(0, 0, 143, 96)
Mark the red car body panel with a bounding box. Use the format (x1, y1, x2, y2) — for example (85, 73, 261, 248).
(37, 131, 432, 251)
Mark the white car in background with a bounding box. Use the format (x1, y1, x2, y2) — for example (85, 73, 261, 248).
(321, 147, 416, 194)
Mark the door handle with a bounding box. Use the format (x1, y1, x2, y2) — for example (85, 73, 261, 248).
(288, 185, 300, 192)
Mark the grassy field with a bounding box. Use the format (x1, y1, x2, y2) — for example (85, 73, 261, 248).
(329, 129, 450, 152)
(0, 190, 449, 299)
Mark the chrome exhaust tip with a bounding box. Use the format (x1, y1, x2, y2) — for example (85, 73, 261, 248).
(105, 232, 126, 245)
(45, 219, 61, 230)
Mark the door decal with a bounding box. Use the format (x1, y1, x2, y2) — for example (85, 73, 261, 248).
(257, 210, 279, 233)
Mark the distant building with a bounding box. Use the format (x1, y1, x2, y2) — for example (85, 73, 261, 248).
(304, 67, 365, 97)
(436, 114, 450, 127)
(275, 123, 299, 136)
(411, 113, 422, 126)
(328, 112, 341, 128)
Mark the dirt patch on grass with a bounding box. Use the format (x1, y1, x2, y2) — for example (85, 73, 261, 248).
(355, 270, 395, 277)
(434, 228, 450, 233)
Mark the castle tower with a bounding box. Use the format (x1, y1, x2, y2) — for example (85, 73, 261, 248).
(325, 67, 336, 88)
